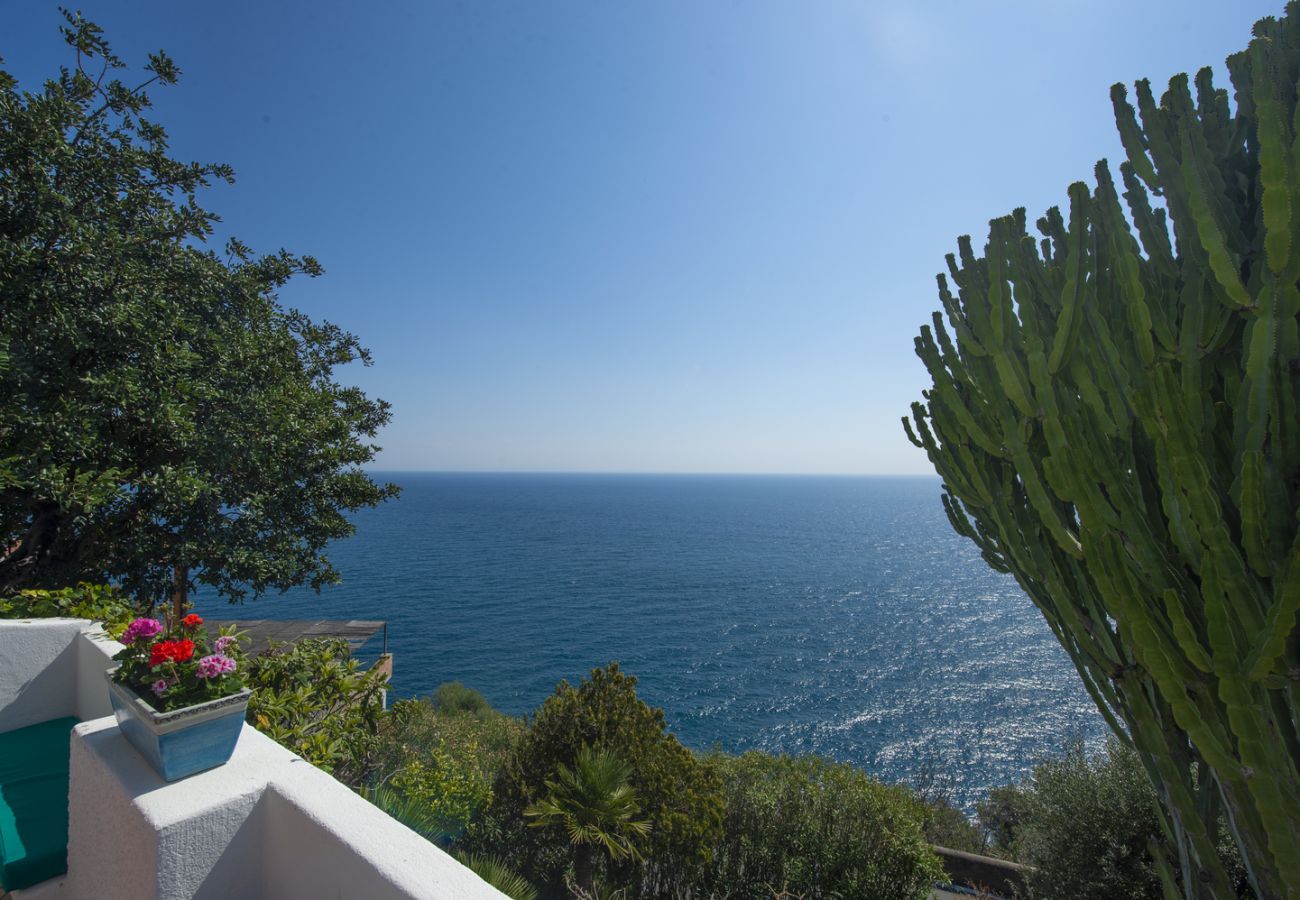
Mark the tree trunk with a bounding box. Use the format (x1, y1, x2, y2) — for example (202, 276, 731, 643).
(574, 844, 595, 896)
(171, 563, 188, 624)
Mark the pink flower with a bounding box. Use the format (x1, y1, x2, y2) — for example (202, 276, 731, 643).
(213, 635, 237, 654)
(122, 618, 163, 645)
(195, 654, 237, 679)
(151, 679, 170, 697)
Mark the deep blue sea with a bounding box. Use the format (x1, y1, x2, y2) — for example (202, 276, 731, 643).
(198, 473, 1104, 808)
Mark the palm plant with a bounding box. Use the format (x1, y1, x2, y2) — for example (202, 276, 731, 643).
(362, 784, 445, 840)
(524, 746, 651, 893)
(366, 786, 539, 899)
(453, 852, 539, 900)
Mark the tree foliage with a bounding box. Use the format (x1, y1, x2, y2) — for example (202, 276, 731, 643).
(907, 6, 1300, 896)
(524, 747, 651, 894)
(700, 751, 943, 900)
(374, 696, 523, 844)
(432, 681, 494, 716)
(978, 739, 1252, 900)
(0, 12, 396, 603)
(245, 638, 387, 786)
(0, 581, 135, 638)
(469, 663, 723, 896)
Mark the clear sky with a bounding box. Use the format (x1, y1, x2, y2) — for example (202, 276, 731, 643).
(2, 1, 1281, 474)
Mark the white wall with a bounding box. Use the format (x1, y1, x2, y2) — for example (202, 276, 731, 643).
(0, 619, 121, 733)
(262, 764, 510, 899)
(65, 710, 509, 900)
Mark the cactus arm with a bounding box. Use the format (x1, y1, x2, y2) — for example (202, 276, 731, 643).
(1112, 83, 1160, 191)
(1047, 184, 1090, 374)
(1245, 527, 1300, 680)
(1253, 42, 1295, 276)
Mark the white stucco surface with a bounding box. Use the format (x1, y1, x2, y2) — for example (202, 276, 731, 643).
(66, 716, 277, 900)
(0, 619, 121, 733)
(65, 717, 509, 900)
(73, 627, 122, 720)
(264, 763, 511, 899)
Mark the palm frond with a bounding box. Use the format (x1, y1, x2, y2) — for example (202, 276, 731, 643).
(521, 745, 652, 863)
(453, 851, 538, 900)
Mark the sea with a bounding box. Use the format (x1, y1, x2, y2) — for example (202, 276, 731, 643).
(196, 472, 1104, 809)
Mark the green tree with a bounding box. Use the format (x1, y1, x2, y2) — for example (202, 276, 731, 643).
(469, 663, 723, 896)
(906, 6, 1300, 896)
(991, 740, 1169, 900)
(432, 681, 494, 715)
(524, 747, 651, 894)
(0, 12, 396, 604)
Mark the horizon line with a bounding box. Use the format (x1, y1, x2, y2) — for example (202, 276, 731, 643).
(362, 469, 941, 478)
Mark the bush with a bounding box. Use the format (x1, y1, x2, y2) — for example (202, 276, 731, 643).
(978, 738, 1252, 899)
(373, 696, 523, 843)
(700, 752, 943, 900)
(906, 749, 987, 854)
(919, 801, 986, 855)
(433, 681, 493, 715)
(467, 663, 723, 896)
(244, 638, 388, 787)
(979, 739, 1163, 898)
(0, 583, 137, 638)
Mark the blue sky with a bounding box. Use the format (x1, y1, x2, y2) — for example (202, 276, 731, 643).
(2, 1, 1280, 474)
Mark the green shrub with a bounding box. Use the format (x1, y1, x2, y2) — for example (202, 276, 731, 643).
(0, 583, 137, 638)
(467, 663, 723, 896)
(433, 681, 492, 715)
(906, 750, 987, 854)
(919, 800, 986, 855)
(363, 784, 447, 839)
(978, 738, 1252, 899)
(373, 696, 523, 843)
(362, 782, 538, 900)
(245, 638, 388, 786)
(976, 784, 1025, 860)
(700, 751, 943, 900)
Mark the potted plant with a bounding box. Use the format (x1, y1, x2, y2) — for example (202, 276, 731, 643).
(106, 613, 251, 781)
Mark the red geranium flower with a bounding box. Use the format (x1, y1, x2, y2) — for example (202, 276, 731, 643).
(149, 639, 196, 667)
(182, 613, 203, 629)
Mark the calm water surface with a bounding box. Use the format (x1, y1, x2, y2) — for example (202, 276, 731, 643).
(198, 473, 1103, 807)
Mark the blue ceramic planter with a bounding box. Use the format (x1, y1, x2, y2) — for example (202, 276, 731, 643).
(105, 669, 251, 782)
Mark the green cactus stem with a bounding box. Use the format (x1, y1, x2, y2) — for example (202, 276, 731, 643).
(907, 6, 1300, 897)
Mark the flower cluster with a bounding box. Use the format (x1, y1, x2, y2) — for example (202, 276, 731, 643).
(112, 612, 247, 713)
(121, 617, 163, 645)
(196, 653, 238, 679)
(149, 639, 195, 666)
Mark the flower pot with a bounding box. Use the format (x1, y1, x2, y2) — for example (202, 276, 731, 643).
(104, 669, 252, 781)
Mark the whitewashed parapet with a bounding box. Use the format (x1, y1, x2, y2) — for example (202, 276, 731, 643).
(65, 718, 509, 900)
(0, 619, 122, 733)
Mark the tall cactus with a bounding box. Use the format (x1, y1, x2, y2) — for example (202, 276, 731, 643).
(906, 7, 1300, 898)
